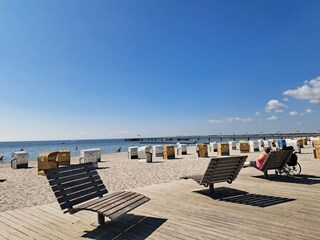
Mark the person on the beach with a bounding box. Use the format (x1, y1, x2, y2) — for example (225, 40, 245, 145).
(116, 147, 121, 152)
(243, 147, 271, 169)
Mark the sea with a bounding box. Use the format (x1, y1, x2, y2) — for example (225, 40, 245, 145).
(0, 137, 260, 163)
(0, 139, 144, 162)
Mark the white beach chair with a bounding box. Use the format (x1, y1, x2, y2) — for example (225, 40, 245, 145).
(11, 151, 29, 169)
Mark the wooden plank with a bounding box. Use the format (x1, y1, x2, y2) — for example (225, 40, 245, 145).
(93, 193, 142, 212)
(48, 171, 99, 186)
(56, 186, 107, 204)
(74, 191, 126, 209)
(0, 219, 28, 240)
(45, 164, 96, 179)
(79, 191, 135, 211)
(108, 197, 150, 220)
(44, 162, 93, 175)
(0, 212, 44, 240)
(54, 180, 104, 195)
(59, 189, 108, 209)
(13, 209, 74, 240)
(51, 175, 102, 191)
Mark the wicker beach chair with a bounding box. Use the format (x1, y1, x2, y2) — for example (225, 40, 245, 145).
(45, 163, 150, 225)
(184, 156, 247, 194)
(37, 151, 59, 175)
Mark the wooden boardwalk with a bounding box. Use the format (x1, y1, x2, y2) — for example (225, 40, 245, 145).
(1, 157, 320, 239)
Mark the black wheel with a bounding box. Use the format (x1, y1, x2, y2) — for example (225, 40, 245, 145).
(290, 162, 301, 176)
(279, 165, 290, 176)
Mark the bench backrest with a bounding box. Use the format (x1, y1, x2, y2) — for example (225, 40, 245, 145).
(260, 150, 293, 172)
(44, 163, 108, 212)
(200, 155, 247, 186)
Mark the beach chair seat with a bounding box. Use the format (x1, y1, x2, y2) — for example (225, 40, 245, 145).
(259, 149, 293, 178)
(185, 156, 247, 194)
(44, 163, 150, 225)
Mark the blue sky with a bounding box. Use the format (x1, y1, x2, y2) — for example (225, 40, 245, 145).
(0, 0, 319, 141)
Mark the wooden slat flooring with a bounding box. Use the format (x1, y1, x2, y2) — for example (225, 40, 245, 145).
(1, 156, 320, 239)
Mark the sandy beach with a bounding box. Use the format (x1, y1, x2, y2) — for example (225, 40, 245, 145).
(0, 145, 314, 212)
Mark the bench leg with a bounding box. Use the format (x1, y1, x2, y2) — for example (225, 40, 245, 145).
(209, 183, 214, 194)
(264, 170, 268, 179)
(98, 213, 105, 224)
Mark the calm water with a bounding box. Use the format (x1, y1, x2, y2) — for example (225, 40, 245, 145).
(0, 139, 143, 162)
(0, 137, 262, 162)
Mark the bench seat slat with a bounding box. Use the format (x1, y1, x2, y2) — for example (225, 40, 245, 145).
(48, 171, 99, 186)
(81, 192, 135, 211)
(46, 165, 96, 179)
(100, 194, 147, 216)
(51, 175, 102, 192)
(108, 197, 150, 220)
(56, 185, 107, 204)
(74, 191, 126, 209)
(45, 162, 93, 175)
(60, 189, 108, 210)
(54, 180, 105, 195)
(90, 193, 141, 213)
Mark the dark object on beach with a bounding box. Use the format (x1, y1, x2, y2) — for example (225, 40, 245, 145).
(44, 163, 150, 225)
(20, 148, 23, 151)
(116, 147, 121, 152)
(0, 155, 4, 163)
(283, 146, 298, 166)
(183, 156, 247, 195)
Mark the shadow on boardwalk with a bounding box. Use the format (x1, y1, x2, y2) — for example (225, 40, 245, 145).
(82, 214, 167, 240)
(194, 187, 296, 208)
(252, 174, 320, 185)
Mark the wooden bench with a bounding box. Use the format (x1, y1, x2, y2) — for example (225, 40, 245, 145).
(44, 163, 150, 224)
(185, 155, 247, 194)
(260, 149, 293, 178)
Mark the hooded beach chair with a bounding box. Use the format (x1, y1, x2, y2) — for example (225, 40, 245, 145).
(184, 155, 247, 194)
(11, 151, 29, 169)
(45, 163, 150, 225)
(259, 149, 293, 178)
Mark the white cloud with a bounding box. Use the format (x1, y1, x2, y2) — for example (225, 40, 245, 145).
(289, 111, 299, 116)
(265, 100, 287, 112)
(283, 76, 320, 104)
(208, 119, 223, 124)
(275, 109, 284, 113)
(226, 117, 252, 122)
(283, 98, 289, 101)
(208, 116, 252, 124)
(266, 115, 278, 121)
(255, 112, 260, 116)
(297, 122, 301, 125)
(305, 108, 314, 113)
